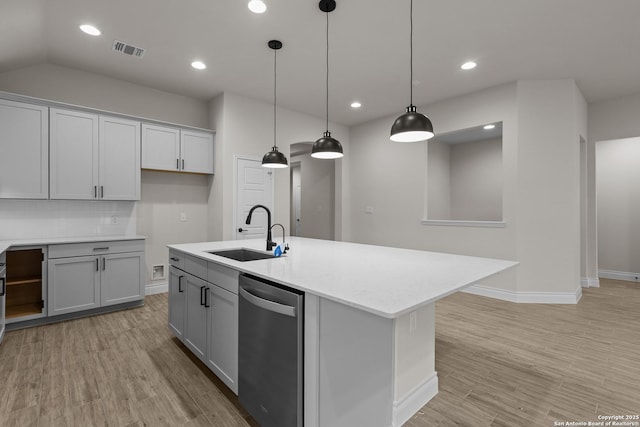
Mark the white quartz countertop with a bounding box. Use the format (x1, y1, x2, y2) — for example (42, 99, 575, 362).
(168, 237, 517, 319)
(0, 235, 146, 254)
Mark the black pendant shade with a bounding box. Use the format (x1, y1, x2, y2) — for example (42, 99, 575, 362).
(311, 131, 343, 159)
(262, 39, 288, 169)
(311, 0, 344, 160)
(262, 146, 288, 168)
(390, 105, 434, 142)
(390, 0, 434, 143)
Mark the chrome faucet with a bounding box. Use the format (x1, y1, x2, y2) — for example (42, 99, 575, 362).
(245, 204, 277, 251)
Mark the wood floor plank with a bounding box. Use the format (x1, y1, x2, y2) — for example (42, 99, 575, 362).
(0, 278, 639, 426)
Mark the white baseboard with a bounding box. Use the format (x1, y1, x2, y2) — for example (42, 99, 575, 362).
(145, 281, 168, 295)
(463, 284, 582, 304)
(581, 277, 600, 288)
(392, 373, 438, 427)
(599, 269, 640, 282)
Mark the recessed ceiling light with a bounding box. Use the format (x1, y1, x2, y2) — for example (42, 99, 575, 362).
(248, 0, 267, 13)
(79, 24, 101, 36)
(350, 101, 362, 109)
(461, 61, 477, 70)
(483, 124, 496, 130)
(191, 61, 206, 70)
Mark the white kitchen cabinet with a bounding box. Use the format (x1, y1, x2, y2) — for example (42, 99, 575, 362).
(168, 266, 185, 341)
(50, 108, 99, 199)
(48, 240, 144, 316)
(49, 108, 140, 200)
(184, 272, 208, 361)
(100, 116, 141, 200)
(141, 124, 181, 171)
(0, 252, 6, 345)
(101, 252, 144, 306)
(206, 282, 238, 393)
(0, 99, 49, 199)
(181, 130, 214, 174)
(48, 255, 100, 315)
(168, 253, 239, 393)
(142, 124, 213, 174)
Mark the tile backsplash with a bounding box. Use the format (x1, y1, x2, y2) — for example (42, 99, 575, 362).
(0, 199, 137, 240)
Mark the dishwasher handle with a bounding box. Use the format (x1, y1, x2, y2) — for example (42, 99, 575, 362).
(239, 286, 296, 317)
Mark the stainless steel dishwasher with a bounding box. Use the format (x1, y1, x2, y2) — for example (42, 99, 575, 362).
(238, 273, 304, 427)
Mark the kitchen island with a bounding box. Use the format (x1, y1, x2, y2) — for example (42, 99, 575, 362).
(168, 237, 517, 427)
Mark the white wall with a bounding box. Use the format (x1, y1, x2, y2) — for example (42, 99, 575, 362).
(0, 63, 209, 127)
(290, 152, 335, 240)
(347, 80, 586, 299)
(588, 91, 640, 282)
(209, 92, 348, 242)
(0, 63, 212, 287)
(0, 200, 135, 239)
(426, 139, 451, 220)
(347, 83, 518, 292)
(450, 138, 502, 221)
(596, 138, 640, 276)
(427, 137, 502, 221)
(514, 80, 584, 295)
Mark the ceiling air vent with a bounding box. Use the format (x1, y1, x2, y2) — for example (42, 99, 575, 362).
(112, 40, 146, 58)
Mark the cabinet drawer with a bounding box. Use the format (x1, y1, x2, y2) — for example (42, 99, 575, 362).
(169, 249, 185, 270)
(184, 254, 207, 281)
(208, 262, 239, 294)
(49, 240, 145, 259)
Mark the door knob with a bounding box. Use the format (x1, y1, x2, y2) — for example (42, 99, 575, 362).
(238, 228, 244, 232)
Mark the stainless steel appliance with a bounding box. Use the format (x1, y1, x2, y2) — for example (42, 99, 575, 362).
(238, 274, 304, 427)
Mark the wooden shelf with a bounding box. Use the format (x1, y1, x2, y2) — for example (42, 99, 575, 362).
(7, 276, 42, 286)
(7, 302, 43, 319)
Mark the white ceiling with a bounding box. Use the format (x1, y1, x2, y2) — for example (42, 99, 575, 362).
(2, 0, 640, 127)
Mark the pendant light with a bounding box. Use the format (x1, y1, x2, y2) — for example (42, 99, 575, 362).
(262, 40, 289, 168)
(311, 0, 344, 160)
(390, 0, 434, 143)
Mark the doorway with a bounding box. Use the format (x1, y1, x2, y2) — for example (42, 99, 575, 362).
(235, 157, 274, 240)
(289, 143, 335, 240)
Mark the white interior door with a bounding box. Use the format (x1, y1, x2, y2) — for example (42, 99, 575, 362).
(236, 158, 274, 240)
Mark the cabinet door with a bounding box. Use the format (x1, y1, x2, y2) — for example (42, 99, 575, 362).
(184, 273, 208, 362)
(50, 108, 99, 199)
(0, 99, 49, 199)
(99, 116, 141, 200)
(142, 124, 181, 171)
(101, 252, 144, 306)
(168, 266, 185, 341)
(48, 256, 100, 316)
(206, 283, 238, 394)
(180, 130, 213, 174)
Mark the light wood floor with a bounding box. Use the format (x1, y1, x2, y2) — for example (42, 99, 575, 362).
(1, 279, 638, 426)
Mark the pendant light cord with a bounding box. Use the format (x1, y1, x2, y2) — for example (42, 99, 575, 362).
(409, 0, 413, 107)
(325, 9, 330, 132)
(273, 47, 277, 149)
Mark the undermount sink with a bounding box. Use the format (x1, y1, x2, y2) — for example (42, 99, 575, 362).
(207, 248, 276, 262)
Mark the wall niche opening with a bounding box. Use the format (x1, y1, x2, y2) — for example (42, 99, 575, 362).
(426, 122, 503, 223)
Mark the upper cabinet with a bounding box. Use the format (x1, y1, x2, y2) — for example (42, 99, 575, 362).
(0, 100, 49, 199)
(142, 124, 213, 174)
(50, 108, 140, 200)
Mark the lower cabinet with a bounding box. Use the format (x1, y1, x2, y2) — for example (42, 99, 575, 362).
(168, 253, 238, 394)
(168, 266, 185, 339)
(48, 240, 144, 316)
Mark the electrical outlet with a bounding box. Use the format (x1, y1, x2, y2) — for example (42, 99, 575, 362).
(409, 311, 417, 333)
(180, 212, 187, 222)
(365, 206, 374, 214)
(110, 215, 118, 224)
